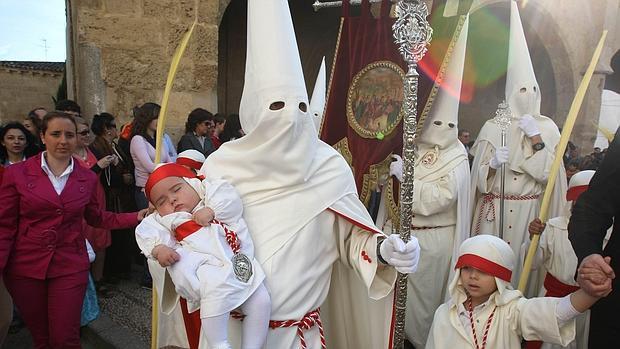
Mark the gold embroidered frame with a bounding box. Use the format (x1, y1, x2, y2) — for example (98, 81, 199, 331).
(346, 61, 406, 139)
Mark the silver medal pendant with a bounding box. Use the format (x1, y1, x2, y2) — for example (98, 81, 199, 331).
(231, 253, 253, 283)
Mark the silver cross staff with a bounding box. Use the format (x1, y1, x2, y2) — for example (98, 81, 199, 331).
(392, 1, 432, 348)
(493, 101, 512, 239)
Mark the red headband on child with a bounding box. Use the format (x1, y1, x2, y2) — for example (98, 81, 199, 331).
(145, 163, 198, 200)
(454, 253, 512, 282)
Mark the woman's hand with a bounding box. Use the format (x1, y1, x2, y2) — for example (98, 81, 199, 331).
(97, 155, 115, 169)
(137, 208, 149, 221)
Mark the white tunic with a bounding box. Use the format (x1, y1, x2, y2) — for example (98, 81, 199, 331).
(154, 208, 265, 318)
(426, 290, 575, 349)
(522, 217, 589, 349)
(470, 116, 568, 288)
(135, 179, 265, 345)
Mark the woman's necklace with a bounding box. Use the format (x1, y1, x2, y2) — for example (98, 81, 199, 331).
(467, 296, 497, 349)
(104, 165, 111, 187)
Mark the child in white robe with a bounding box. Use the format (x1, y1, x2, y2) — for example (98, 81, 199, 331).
(523, 170, 599, 349)
(426, 234, 610, 349)
(137, 163, 270, 349)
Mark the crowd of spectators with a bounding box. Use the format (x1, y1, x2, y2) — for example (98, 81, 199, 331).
(0, 100, 244, 346)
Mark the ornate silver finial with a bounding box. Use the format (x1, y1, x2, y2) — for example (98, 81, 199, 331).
(494, 100, 512, 132)
(392, 1, 433, 68)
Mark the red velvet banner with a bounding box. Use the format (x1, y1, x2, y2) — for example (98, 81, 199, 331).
(320, 0, 463, 208)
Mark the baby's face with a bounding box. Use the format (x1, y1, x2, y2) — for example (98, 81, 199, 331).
(150, 176, 201, 216)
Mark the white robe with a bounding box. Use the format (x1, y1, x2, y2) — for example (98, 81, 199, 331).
(522, 217, 589, 349)
(396, 142, 471, 348)
(154, 210, 265, 318)
(470, 116, 569, 289)
(228, 197, 397, 349)
(426, 290, 575, 349)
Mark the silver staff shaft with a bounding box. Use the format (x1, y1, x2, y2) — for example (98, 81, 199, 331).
(499, 131, 507, 239)
(313, 0, 398, 11)
(493, 101, 512, 240)
(392, 1, 432, 348)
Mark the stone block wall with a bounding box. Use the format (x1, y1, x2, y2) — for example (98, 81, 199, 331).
(0, 68, 63, 124)
(67, 0, 228, 142)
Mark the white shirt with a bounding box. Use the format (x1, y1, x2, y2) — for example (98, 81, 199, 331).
(40, 152, 74, 195)
(193, 132, 206, 149)
(457, 299, 492, 334)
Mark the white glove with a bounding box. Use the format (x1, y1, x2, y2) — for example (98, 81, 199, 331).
(489, 146, 509, 169)
(518, 114, 541, 137)
(389, 154, 403, 182)
(379, 234, 420, 274)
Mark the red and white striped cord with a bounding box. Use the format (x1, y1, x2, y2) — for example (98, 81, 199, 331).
(467, 297, 497, 349)
(231, 308, 326, 349)
(474, 193, 540, 234)
(269, 308, 326, 349)
(212, 219, 241, 254)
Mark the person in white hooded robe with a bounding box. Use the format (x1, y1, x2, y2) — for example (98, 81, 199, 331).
(426, 235, 608, 349)
(386, 14, 472, 349)
(469, 1, 568, 288)
(137, 1, 421, 348)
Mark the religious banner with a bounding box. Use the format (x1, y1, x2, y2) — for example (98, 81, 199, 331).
(320, 0, 469, 227)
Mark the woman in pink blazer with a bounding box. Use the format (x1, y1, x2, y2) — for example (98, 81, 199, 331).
(0, 112, 146, 349)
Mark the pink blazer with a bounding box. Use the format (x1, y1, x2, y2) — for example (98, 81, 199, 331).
(0, 153, 138, 279)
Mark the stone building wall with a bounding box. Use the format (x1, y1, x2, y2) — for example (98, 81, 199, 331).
(0, 63, 63, 124)
(67, 0, 620, 150)
(67, 0, 228, 142)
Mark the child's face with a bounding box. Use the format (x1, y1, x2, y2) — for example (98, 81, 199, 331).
(150, 177, 200, 216)
(459, 266, 498, 302)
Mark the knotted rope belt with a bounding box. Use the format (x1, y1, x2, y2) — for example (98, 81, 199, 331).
(232, 308, 326, 349)
(474, 193, 540, 234)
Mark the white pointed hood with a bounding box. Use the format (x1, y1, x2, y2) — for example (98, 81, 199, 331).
(240, 0, 310, 135)
(418, 15, 469, 150)
(309, 57, 327, 133)
(202, 0, 376, 262)
(506, 1, 541, 119)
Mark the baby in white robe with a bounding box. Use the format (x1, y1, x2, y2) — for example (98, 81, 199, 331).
(426, 235, 610, 349)
(138, 163, 270, 349)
